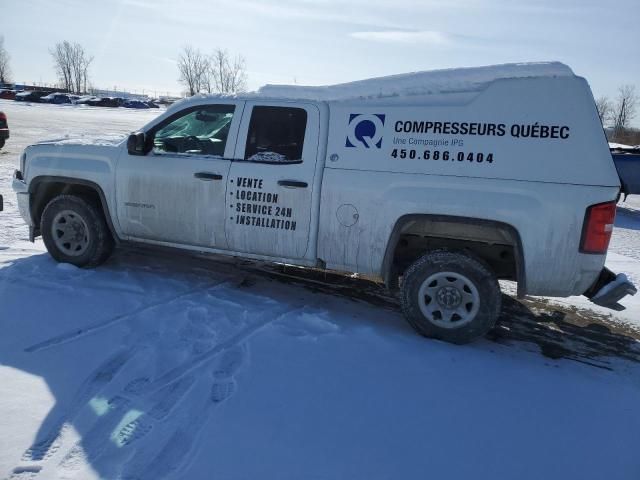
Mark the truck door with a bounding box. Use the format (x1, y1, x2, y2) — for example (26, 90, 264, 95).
(115, 101, 243, 248)
(225, 102, 320, 258)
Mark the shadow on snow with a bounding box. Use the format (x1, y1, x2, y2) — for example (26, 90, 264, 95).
(1, 247, 639, 479)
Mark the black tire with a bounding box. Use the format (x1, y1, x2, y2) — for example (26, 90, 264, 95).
(400, 249, 501, 344)
(0, 138, 5, 149)
(41, 194, 114, 267)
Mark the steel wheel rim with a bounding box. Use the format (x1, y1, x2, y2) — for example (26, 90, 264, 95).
(52, 209, 90, 257)
(417, 271, 480, 329)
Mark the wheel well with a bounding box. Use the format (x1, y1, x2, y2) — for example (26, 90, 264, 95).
(29, 177, 116, 240)
(383, 215, 525, 295)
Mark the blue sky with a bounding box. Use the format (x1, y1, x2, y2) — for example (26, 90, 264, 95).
(1, 0, 638, 101)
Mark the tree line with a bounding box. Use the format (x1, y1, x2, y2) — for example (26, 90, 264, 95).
(177, 45, 247, 96)
(50, 41, 93, 94)
(0, 37, 247, 97)
(0, 36, 10, 84)
(596, 86, 638, 144)
(1, 36, 94, 94)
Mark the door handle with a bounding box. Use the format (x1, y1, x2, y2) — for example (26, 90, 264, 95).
(278, 180, 308, 188)
(194, 172, 223, 181)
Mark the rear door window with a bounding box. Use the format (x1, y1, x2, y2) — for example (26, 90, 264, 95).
(244, 106, 307, 163)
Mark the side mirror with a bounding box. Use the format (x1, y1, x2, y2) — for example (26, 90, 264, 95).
(127, 132, 147, 156)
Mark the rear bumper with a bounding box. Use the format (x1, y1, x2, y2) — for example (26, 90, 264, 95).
(584, 267, 637, 311)
(0, 128, 9, 140)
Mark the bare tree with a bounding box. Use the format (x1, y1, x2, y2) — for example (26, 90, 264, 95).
(50, 41, 93, 94)
(595, 96, 612, 126)
(177, 46, 209, 96)
(73, 46, 93, 94)
(51, 42, 72, 91)
(209, 49, 247, 94)
(177, 46, 248, 96)
(0, 36, 12, 84)
(612, 85, 638, 140)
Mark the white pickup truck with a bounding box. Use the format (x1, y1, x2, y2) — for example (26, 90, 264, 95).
(8, 62, 637, 343)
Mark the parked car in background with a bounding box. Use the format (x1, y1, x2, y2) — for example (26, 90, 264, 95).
(123, 99, 150, 109)
(40, 93, 72, 104)
(611, 145, 640, 197)
(0, 111, 9, 149)
(73, 95, 99, 105)
(15, 91, 50, 102)
(146, 100, 160, 109)
(87, 97, 121, 108)
(0, 90, 17, 100)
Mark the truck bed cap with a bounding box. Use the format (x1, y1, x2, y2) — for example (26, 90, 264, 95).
(168, 62, 575, 113)
(256, 62, 574, 102)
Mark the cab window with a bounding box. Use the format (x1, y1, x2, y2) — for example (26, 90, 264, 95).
(152, 104, 235, 157)
(244, 106, 307, 163)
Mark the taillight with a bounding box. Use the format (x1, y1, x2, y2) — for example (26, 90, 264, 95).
(580, 201, 616, 254)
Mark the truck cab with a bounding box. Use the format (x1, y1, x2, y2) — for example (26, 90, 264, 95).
(117, 99, 326, 265)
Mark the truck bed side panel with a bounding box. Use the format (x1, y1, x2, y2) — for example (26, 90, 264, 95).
(319, 75, 619, 296)
(318, 169, 618, 297)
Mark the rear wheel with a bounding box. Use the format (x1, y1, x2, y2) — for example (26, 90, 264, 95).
(0, 138, 5, 149)
(41, 195, 114, 267)
(401, 250, 501, 344)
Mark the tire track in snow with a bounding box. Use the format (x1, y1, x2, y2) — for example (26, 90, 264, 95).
(8, 283, 299, 480)
(24, 281, 228, 353)
(52, 298, 285, 480)
(4, 349, 140, 479)
(118, 347, 247, 480)
(56, 375, 197, 477)
(6, 466, 41, 480)
(136, 304, 300, 396)
(19, 349, 137, 462)
(56, 346, 249, 480)
(123, 416, 203, 480)
(6, 275, 148, 297)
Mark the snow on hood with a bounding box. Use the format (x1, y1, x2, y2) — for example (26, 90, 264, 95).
(256, 61, 574, 102)
(34, 134, 126, 147)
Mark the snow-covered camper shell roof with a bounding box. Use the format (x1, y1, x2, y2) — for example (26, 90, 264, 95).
(165, 62, 576, 112)
(255, 62, 575, 103)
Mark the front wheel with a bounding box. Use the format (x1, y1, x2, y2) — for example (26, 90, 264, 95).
(401, 250, 501, 344)
(41, 195, 114, 267)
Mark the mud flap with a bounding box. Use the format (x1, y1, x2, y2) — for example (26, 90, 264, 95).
(584, 268, 637, 311)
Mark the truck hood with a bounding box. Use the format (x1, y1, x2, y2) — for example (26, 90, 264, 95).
(23, 136, 123, 181)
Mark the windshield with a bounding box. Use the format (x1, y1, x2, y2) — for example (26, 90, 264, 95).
(155, 110, 233, 141)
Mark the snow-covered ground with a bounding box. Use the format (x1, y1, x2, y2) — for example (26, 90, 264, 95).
(1, 100, 640, 480)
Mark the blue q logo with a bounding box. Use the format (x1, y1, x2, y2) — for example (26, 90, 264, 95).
(346, 114, 385, 148)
